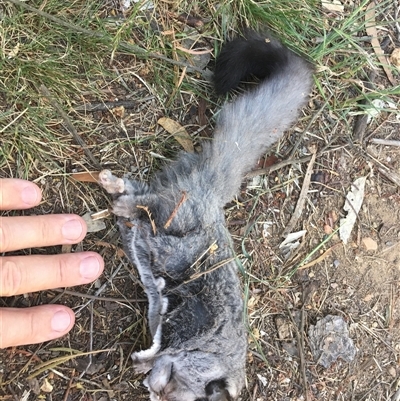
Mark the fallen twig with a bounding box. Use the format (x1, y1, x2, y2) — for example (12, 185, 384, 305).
(369, 138, 400, 147)
(283, 146, 317, 237)
(286, 303, 310, 401)
(246, 155, 311, 179)
(375, 165, 400, 187)
(62, 369, 75, 401)
(164, 191, 187, 229)
(39, 84, 101, 169)
(79, 305, 94, 379)
(175, 46, 213, 55)
(395, 3, 400, 41)
(392, 387, 400, 401)
(350, 144, 400, 188)
(187, 258, 235, 282)
(74, 100, 138, 113)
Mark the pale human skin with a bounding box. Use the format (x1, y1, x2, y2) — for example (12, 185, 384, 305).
(0, 178, 104, 348)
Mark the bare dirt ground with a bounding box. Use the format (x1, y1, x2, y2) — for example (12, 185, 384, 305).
(1, 1, 400, 401)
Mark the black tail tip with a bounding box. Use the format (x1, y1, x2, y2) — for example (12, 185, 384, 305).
(213, 31, 296, 95)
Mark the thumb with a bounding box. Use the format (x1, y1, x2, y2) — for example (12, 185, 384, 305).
(0, 305, 75, 348)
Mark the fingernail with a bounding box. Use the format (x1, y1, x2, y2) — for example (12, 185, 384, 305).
(51, 310, 72, 332)
(21, 186, 39, 206)
(62, 219, 84, 241)
(80, 256, 101, 280)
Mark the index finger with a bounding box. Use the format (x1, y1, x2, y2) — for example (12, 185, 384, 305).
(0, 179, 42, 210)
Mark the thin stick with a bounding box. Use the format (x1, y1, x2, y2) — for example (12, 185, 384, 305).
(245, 155, 311, 179)
(376, 166, 400, 187)
(246, 140, 346, 180)
(286, 304, 309, 401)
(164, 191, 187, 229)
(370, 138, 400, 147)
(74, 100, 138, 112)
(299, 307, 309, 401)
(187, 257, 235, 282)
(39, 85, 101, 169)
(175, 46, 213, 55)
(283, 146, 317, 237)
(170, 257, 236, 293)
(62, 369, 75, 401)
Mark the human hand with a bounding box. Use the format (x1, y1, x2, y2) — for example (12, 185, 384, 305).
(0, 178, 104, 348)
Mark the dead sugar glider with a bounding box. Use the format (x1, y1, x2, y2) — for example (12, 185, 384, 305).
(99, 31, 313, 401)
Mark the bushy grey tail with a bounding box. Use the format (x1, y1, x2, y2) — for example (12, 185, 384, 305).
(213, 31, 293, 95)
(203, 31, 313, 206)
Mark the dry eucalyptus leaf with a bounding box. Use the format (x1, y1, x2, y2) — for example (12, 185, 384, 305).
(158, 117, 194, 152)
(364, 98, 397, 124)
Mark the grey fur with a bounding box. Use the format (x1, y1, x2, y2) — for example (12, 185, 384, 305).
(99, 33, 313, 401)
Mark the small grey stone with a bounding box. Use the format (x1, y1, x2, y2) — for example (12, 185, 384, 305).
(308, 315, 357, 368)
